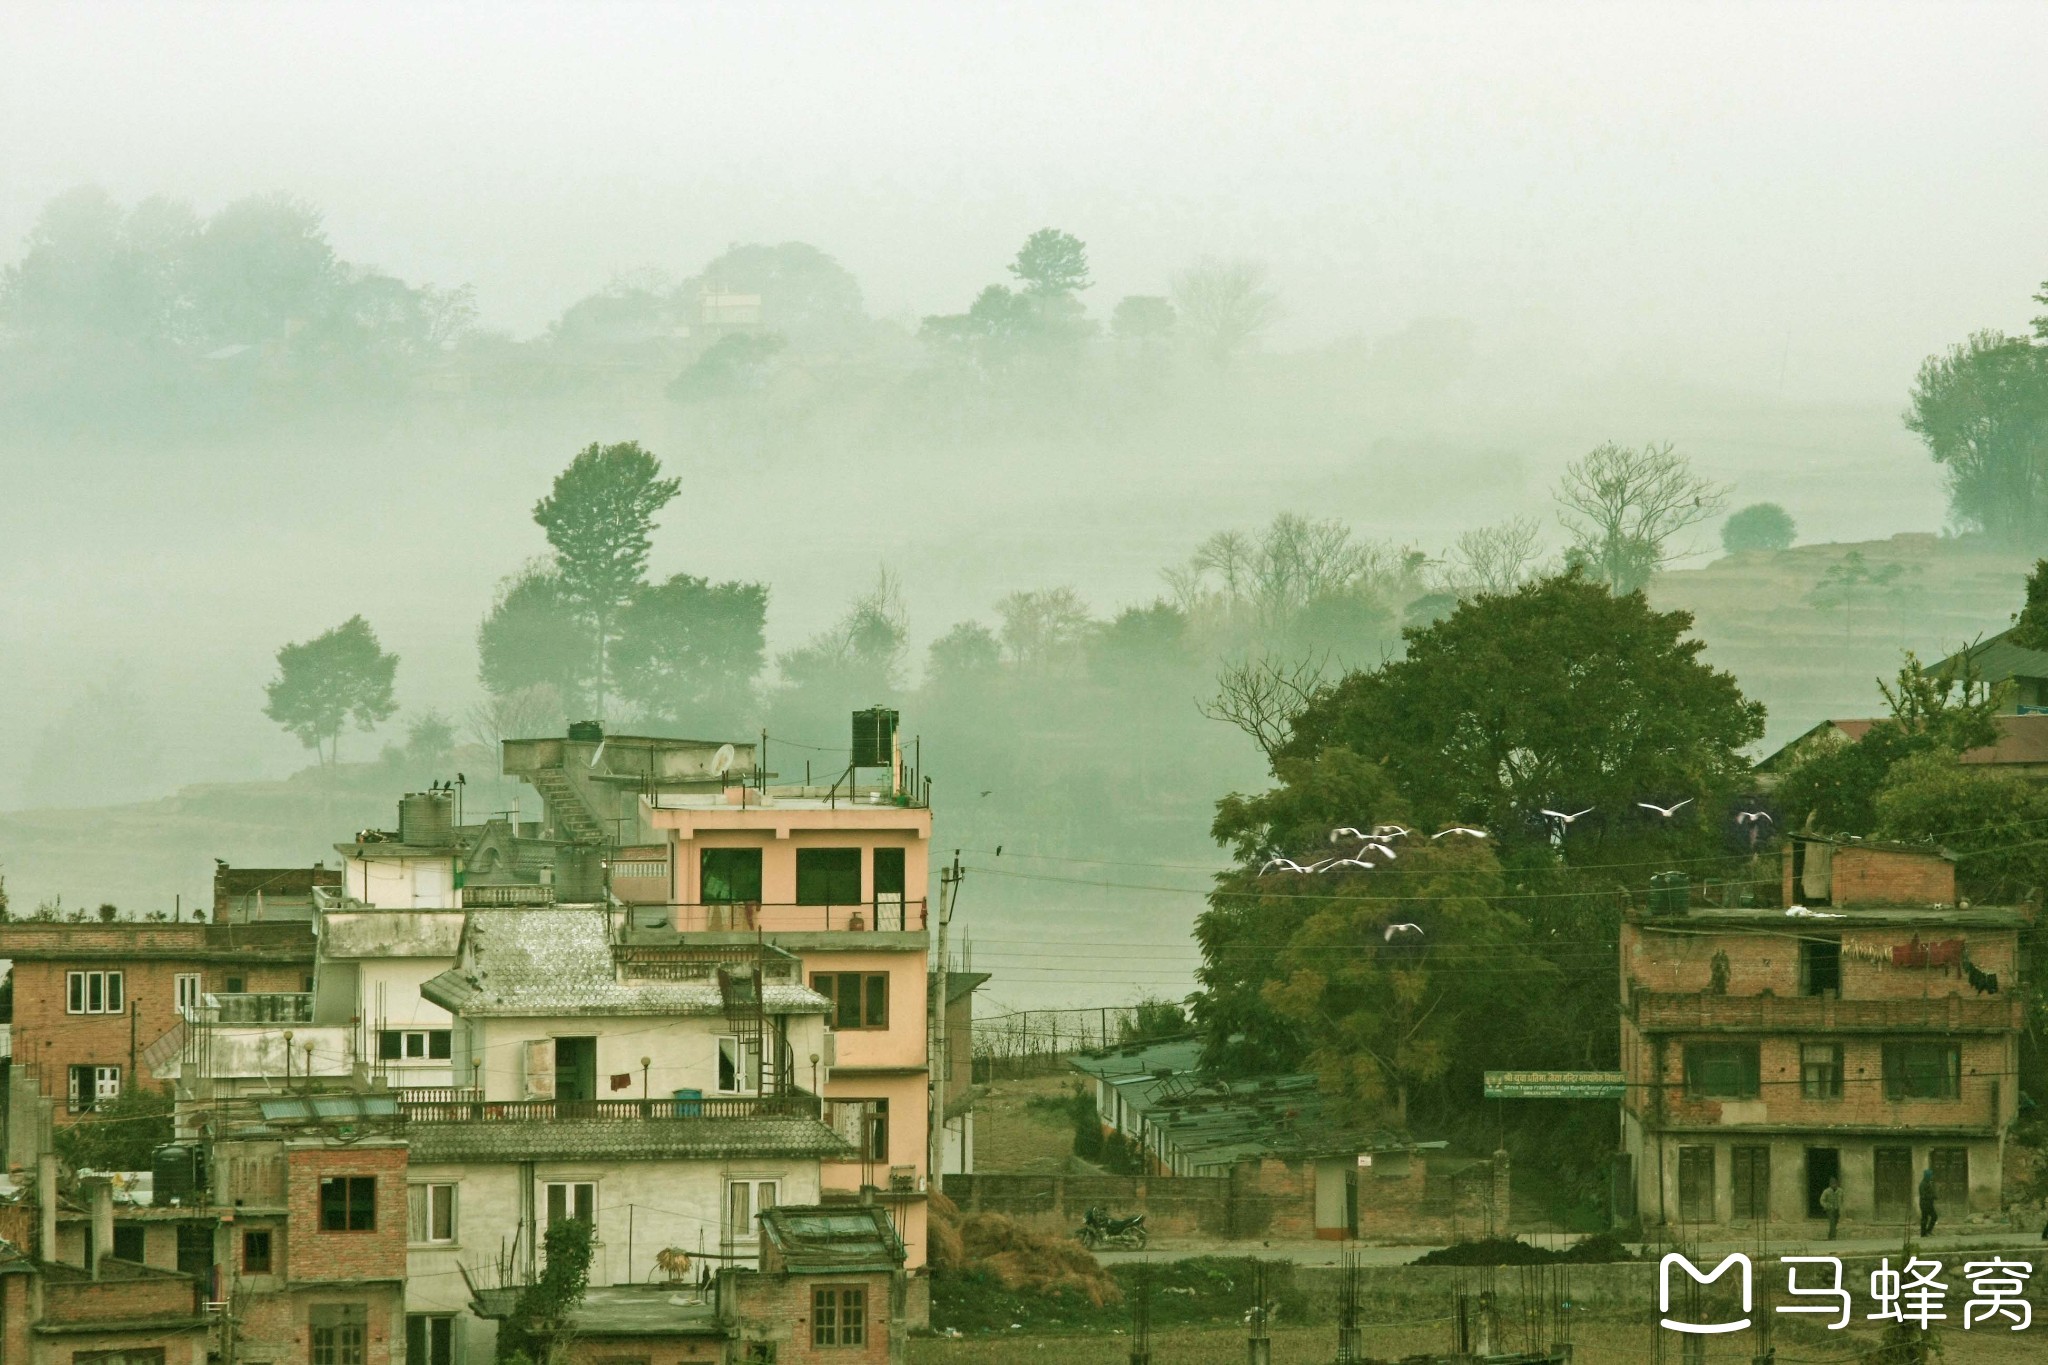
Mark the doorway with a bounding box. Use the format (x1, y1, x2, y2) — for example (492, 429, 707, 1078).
(1804, 1148, 1841, 1218)
(554, 1036, 597, 1109)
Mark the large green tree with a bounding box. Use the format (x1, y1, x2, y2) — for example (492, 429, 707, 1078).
(262, 615, 399, 764)
(477, 562, 596, 712)
(1279, 573, 1764, 838)
(1906, 330, 2048, 546)
(531, 442, 681, 712)
(610, 572, 769, 735)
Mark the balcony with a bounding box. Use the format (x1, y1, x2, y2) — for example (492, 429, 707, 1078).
(397, 1090, 822, 1122)
(611, 942, 802, 982)
(628, 899, 928, 935)
(1630, 991, 2024, 1034)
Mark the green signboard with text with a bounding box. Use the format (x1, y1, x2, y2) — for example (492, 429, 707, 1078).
(1483, 1070, 1627, 1100)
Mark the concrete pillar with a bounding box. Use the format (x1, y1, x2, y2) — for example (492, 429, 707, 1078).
(87, 1178, 114, 1274)
(36, 1154, 57, 1264)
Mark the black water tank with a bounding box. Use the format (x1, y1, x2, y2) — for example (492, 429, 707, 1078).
(567, 720, 604, 743)
(1648, 871, 1689, 915)
(153, 1143, 202, 1205)
(852, 708, 898, 768)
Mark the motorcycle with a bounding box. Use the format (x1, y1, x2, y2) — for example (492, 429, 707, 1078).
(1075, 1205, 1148, 1250)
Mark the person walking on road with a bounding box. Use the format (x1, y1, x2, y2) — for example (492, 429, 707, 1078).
(1919, 1167, 1939, 1238)
(1820, 1176, 1843, 1240)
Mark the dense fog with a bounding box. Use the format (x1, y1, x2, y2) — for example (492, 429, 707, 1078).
(6, 2, 2048, 1006)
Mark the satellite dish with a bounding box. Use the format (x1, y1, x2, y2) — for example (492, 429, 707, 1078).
(711, 743, 737, 776)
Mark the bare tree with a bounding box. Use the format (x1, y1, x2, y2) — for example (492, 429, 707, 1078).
(1169, 258, 1281, 366)
(1199, 654, 1328, 760)
(465, 683, 567, 753)
(1554, 441, 1729, 593)
(1446, 517, 1544, 598)
(994, 587, 1093, 670)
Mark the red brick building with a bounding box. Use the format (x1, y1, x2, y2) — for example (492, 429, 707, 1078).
(1620, 842, 2028, 1232)
(0, 922, 314, 1123)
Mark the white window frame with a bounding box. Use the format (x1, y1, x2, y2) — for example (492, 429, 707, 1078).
(174, 973, 202, 1012)
(408, 1181, 458, 1245)
(716, 1035, 761, 1095)
(723, 1178, 777, 1249)
(68, 1064, 120, 1114)
(66, 970, 124, 1015)
(543, 1180, 595, 1230)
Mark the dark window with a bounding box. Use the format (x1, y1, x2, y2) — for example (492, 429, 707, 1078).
(701, 847, 764, 903)
(1882, 1042, 1961, 1100)
(796, 848, 862, 904)
(873, 847, 906, 896)
(1678, 1145, 1715, 1221)
(319, 1176, 377, 1232)
(175, 1222, 213, 1278)
(407, 1314, 455, 1365)
(67, 1064, 120, 1114)
(811, 972, 889, 1029)
(1731, 1146, 1770, 1220)
(1931, 1146, 1969, 1209)
(112, 1224, 146, 1262)
(242, 1228, 273, 1273)
(1684, 1043, 1760, 1099)
(554, 1036, 598, 1103)
(380, 1029, 452, 1061)
(225, 976, 245, 994)
(1800, 1044, 1843, 1099)
(310, 1304, 368, 1365)
(1799, 938, 1841, 997)
(812, 1284, 868, 1347)
(858, 1098, 890, 1162)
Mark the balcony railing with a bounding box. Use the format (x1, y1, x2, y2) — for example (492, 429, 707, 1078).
(612, 943, 801, 981)
(1631, 991, 2023, 1034)
(203, 993, 315, 1024)
(631, 899, 927, 934)
(397, 1091, 822, 1122)
(461, 884, 557, 908)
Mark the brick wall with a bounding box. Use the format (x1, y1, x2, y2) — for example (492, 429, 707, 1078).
(10, 947, 309, 1124)
(42, 1271, 197, 1324)
(284, 1144, 408, 1284)
(1644, 1031, 2012, 1132)
(952, 1157, 1501, 1244)
(1624, 922, 2020, 1000)
(731, 1270, 898, 1364)
(1781, 844, 1956, 907)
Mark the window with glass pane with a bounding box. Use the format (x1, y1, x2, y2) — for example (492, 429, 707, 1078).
(1799, 1043, 1843, 1099)
(1684, 1043, 1760, 1098)
(409, 1183, 456, 1242)
(545, 1181, 594, 1227)
(320, 1176, 377, 1231)
(1882, 1042, 1961, 1100)
(796, 848, 861, 904)
(701, 847, 763, 903)
(407, 1313, 456, 1365)
(812, 1285, 867, 1346)
(811, 972, 889, 1029)
(718, 1036, 761, 1094)
(873, 847, 906, 896)
(310, 1304, 368, 1365)
(242, 1228, 272, 1273)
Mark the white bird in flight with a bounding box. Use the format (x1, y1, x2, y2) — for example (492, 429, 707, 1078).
(1330, 827, 1367, 843)
(1260, 857, 1309, 875)
(1373, 825, 1411, 839)
(1637, 799, 1695, 819)
(1433, 827, 1489, 839)
(1540, 808, 1595, 824)
(1383, 923, 1424, 940)
(1735, 810, 1774, 826)
(1325, 858, 1377, 872)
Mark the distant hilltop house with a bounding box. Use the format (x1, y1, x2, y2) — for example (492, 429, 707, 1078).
(1756, 627, 2048, 784)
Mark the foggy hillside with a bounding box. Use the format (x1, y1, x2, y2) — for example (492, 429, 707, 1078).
(7, 3, 2048, 1010)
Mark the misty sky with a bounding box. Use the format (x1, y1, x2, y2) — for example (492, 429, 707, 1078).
(5, 0, 2048, 823)
(6, 1, 2047, 399)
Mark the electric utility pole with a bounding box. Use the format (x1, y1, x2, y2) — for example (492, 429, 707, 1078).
(929, 852, 964, 1194)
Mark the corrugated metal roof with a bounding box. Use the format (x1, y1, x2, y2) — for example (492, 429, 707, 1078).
(759, 1203, 905, 1272)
